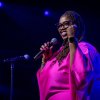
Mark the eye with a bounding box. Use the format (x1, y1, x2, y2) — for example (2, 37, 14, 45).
(55, 20, 73, 29)
(55, 23, 62, 29)
(58, 24, 62, 28)
(64, 21, 71, 26)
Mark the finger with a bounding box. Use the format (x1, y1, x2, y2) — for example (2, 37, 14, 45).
(40, 45, 44, 50)
(44, 43, 48, 47)
(41, 45, 45, 48)
(44, 43, 50, 50)
(47, 42, 50, 46)
(40, 47, 43, 51)
(41, 45, 47, 50)
(42, 44, 49, 51)
(50, 46, 53, 50)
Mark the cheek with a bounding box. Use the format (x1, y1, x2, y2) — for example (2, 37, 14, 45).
(58, 29, 61, 34)
(58, 28, 60, 32)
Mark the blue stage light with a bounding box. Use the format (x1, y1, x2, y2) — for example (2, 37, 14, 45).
(0, 2, 3, 8)
(44, 10, 50, 16)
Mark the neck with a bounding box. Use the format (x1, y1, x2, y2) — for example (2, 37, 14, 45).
(62, 38, 69, 46)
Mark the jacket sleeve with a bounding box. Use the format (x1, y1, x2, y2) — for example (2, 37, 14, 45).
(70, 43, 98, 91)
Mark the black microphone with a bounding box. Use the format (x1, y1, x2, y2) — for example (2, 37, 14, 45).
(34, 38, 58, 60)
(3, 54, 30, 63)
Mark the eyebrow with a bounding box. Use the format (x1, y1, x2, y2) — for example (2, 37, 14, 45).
(58, 21, 71, 25)
(55, 20, 72, 27)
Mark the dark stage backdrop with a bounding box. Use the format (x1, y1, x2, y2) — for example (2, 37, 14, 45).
(0, 0, 100, 100)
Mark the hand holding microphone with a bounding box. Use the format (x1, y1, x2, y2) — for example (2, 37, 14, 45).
(34, 38, 58, 60)
(40, 41, 53, 61)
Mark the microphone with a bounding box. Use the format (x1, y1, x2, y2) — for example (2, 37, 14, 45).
(34, 38, 58, 60)
(3, 54, 30, 63)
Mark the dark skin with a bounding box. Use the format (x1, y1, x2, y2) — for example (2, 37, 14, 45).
(40, 15, 78, 68)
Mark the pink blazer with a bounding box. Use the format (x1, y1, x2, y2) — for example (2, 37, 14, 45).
(37, 42, 100, 100)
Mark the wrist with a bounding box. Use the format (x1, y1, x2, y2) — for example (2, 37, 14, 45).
(42, 57, 46, 63)
(68, 37, 78, 43)
(41, 57, 46, 68)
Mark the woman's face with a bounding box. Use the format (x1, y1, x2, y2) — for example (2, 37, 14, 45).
(58, 16, 74, 40)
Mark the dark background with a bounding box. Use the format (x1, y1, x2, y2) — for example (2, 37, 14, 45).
(0, 0, 100, 100)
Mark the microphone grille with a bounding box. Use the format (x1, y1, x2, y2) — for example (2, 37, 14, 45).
(51, 38, 58, 45)
(24, 54, 30, 60)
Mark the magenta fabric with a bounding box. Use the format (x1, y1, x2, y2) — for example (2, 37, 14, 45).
(37, 42, 100, 100)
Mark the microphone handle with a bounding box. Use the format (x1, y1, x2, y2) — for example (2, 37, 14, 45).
(33, 39, 57, 60)
(34, 50, 44, 60)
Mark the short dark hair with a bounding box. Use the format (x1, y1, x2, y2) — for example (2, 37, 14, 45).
(61, 11, 85, 41)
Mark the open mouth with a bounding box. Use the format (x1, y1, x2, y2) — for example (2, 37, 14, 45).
(61, 32, 67, 37)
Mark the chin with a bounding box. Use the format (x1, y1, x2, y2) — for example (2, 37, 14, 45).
(62, 36, 68, 40)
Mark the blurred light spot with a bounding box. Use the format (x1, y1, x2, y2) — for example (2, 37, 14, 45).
(0, 2, 3, 8)
(44, 10, 50, 16)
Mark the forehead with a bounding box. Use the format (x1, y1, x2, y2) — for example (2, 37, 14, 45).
(59, 16, 71, 23)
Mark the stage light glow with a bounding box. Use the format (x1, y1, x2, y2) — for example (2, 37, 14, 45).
(0, 2, 3, 8)
(44, 10, 50, 16)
